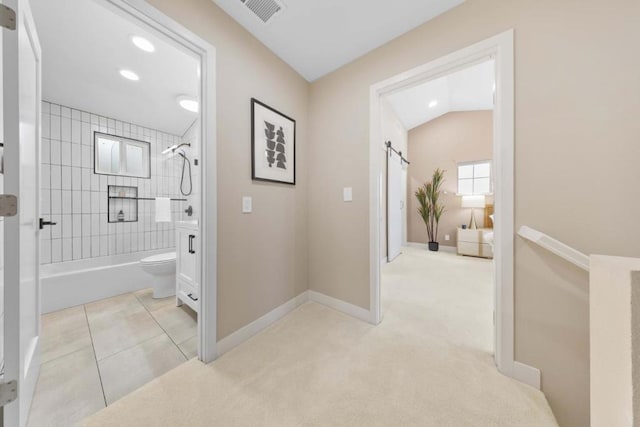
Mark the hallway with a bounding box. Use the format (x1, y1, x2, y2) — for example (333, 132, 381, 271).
(81, 248, 556, 426)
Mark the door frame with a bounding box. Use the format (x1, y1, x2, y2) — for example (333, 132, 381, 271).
(104, 0, 218, 362)
(368, 30, 540, 388)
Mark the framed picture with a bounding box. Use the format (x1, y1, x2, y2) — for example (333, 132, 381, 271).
(251, 98, 296, 185)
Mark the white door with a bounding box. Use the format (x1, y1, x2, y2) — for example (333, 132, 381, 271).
(2, 0, 42, 425)
(387, 150, 402, 261)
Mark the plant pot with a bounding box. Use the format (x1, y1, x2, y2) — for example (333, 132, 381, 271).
(428, 242, 439, 252)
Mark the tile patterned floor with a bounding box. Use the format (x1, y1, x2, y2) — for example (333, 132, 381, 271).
(27, 289, 197, 427)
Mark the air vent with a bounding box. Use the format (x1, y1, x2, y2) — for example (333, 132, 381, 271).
(240, 0, 285, 24)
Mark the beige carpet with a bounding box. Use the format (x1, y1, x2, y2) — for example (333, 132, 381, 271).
(81, 247, 557, 426)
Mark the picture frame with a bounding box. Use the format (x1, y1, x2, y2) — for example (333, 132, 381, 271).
(251, 98, 296, 185)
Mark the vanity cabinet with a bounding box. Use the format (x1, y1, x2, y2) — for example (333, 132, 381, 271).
(176, 221, 199, 313)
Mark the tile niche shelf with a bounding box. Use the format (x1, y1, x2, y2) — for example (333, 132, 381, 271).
(108, 185, 138, 223)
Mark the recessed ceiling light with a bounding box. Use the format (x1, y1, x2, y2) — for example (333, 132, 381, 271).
(131, 36, 155, 53)
(177, 95, 198, 113)
(428, 100, 438, 108)
(119, 69, 139, 81)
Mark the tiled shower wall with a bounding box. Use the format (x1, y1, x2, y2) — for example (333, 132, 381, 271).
(40, 101, 189, 264)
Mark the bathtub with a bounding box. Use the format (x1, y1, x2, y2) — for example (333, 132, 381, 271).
(41, 249, 172, 314)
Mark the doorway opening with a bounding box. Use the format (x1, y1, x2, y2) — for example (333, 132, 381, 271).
(7, 0, 217, 425)
(369, 31, 538, 388)
(380, 58, 496, 356)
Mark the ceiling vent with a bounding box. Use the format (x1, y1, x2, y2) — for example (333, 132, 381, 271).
(240, 0, 285, 24)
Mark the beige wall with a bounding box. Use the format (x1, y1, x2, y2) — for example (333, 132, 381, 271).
(146, 0, 309, 340)
(407, 111, 493, 247)
(307, 1, 640, 425)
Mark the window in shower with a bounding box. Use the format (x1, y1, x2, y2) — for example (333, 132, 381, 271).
(94, 132, 150, 178)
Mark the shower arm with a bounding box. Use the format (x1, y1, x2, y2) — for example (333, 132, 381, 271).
(162, 142, 191, 155)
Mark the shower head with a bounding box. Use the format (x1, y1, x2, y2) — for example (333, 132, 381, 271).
(162, 142, 191, 155)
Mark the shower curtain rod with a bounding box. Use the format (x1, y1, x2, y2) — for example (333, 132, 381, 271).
(385, 141, 410, 165)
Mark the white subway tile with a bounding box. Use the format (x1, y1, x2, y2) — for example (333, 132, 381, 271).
(61, 141, 71, 165)
(81, 146, 91, 168)
(41, 164, 51, 189)
(72, 190, 82, 213)
(42, 113, 50, 139)
(51, 239, 62, 263)
(71, 119, 81, 143)
(99, 236, 108, 257)
(41, 138, 51, 164)
(82, 122, 91, 145)
(91, 173, 100, 191)
(99, 214, 108, 235)
(72, 237, 82, 260)
(62, 214, 72, 239)
(61, 166, 72, 189)
(82, 214, 91, 236)
(72, 143, 81, 167)
(51, 190, 61, 215)
(82, 192, 91, 213)
(41, 190, 51, 214)
(61, 116, 71, 142)
(91, 236, 100, 257)
(61, 190, 71, 215)
(91, 214, 100, 236)
(50, 140, 61, 165)
(62, 238, 72, 261)
(82, 236, 91, 258)
(50, 115, 61, 141)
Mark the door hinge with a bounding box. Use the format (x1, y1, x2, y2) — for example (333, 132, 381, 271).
(0, 5, 16, 31)
(0, 195, 17, 217)
(0, 380, 17, 407)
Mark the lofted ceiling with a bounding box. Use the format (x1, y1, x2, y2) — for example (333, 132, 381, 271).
(213, 0, 465, 81)
(31, 0, 200, 136)
(386, 60, 495, 130)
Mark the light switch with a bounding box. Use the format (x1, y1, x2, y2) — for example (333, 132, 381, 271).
(242, 196, 252, 213)
(343, 187, 353, 202)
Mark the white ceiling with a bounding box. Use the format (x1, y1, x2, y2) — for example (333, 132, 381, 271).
(213, 0, 465, 81)
(386, 60, 495, 130)
(31, 0, 200, 136)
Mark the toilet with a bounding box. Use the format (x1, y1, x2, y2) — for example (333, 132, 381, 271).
(140, 252, 177, 298)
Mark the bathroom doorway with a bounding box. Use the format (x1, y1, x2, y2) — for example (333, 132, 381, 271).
(6, 0, 217, 425)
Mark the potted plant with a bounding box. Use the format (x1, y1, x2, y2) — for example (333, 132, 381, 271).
(415, 168, 445, 251)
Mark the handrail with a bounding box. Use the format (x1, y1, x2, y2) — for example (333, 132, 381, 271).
(518, 226, 590, 272)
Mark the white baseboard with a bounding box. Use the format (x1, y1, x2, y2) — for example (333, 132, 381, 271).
(512, 361, 541, 390)
(217, 291, 309, 356)
(216, 290, 372, 357)
(406, 242, 456, 253)
(308, 290, 371, 323)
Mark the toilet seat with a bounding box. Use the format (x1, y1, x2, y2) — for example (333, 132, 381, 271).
(140, 252, 176, 266)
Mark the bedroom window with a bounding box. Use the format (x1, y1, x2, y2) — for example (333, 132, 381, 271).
(457, 160, 491, 195)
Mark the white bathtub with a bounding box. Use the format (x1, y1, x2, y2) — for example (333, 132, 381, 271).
(41, 249, 172, 314)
